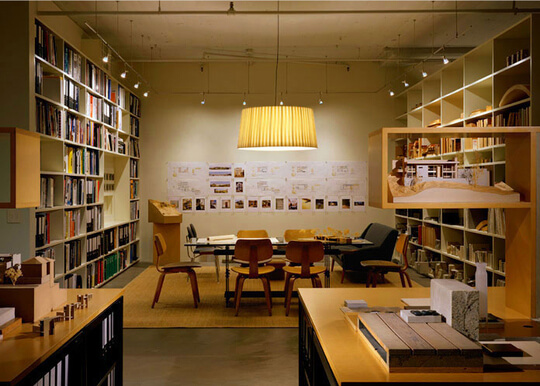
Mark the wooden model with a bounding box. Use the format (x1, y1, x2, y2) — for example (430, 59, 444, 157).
(148, 199, 183, 265)
(18, 256, 54, 285)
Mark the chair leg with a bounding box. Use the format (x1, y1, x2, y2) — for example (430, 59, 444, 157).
(214, 255, 220, 283)
(403, 271, 413, 287)
(152, 273, 166, 308)
(285, 277, 298, 316)
(341, 269, 345, 284)
(193, 270, 201, 303)
(233, 274, 241, 305)
(331, 258, 335, 272)
(399, 271, 406, 288)
(187, 270, 199, 308)
(371, 270, 378, 288)
(235, 276, 246, 316)
(313, 275, 322, 288)
(261, 277, 272, 316)
(366, 271, 372, 288)
(283, 272, 291, 307)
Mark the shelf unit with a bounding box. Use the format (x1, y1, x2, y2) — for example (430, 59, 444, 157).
(33, 19, 141, 289)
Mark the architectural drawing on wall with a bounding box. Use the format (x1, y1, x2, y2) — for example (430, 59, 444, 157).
(167, 161, 367, 213)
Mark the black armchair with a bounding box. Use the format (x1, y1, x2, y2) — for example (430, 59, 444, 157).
(332, 223, 398, 283)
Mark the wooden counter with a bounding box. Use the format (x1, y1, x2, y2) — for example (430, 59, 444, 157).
(0, 289, 123, 385)
(298, 287, 540, 385)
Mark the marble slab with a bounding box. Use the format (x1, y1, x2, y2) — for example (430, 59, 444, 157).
(430, 279, 479, 340)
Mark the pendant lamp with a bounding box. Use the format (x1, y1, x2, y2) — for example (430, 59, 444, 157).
(237, 2, 317, 151)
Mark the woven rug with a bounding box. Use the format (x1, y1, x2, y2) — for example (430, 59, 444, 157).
(123, 264, 421, 328)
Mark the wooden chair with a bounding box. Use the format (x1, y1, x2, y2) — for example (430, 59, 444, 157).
(283, 229, 317, 242)
(231, 239, 275, 316)
(283, 241, 325, 316)
(186, 223, 221, 282)
(360, 234, 412, 288)
(237, 229, 269, 238)
(152, 233, 202, 308)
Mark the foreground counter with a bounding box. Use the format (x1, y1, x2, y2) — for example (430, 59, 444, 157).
(298, 287, 539, 384)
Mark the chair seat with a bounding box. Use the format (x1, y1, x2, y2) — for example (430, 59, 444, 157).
(361, 260, 401, 271)
(162, 261, 202, 270)
(283, 265, 326, 275)
(231, 266, 275, 275)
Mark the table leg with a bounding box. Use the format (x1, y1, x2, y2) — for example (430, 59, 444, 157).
(225, 246, 231, 307)
(324, 254, 330, 288)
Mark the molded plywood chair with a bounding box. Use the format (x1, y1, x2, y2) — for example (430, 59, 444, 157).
(152, 233, 202, 308)
(283, 229, 317, 242)
(237, 229, 269, 238)
(186, 224, 221, 282)
(283, 241, 325, 316)
(361, 234, 412, 288)
(231, 238, 275, 316)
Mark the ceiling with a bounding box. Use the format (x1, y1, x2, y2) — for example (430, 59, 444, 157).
(41, 1, 540, 70)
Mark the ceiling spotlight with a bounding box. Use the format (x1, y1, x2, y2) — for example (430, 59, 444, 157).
(279, 100, 284, 106)
(102, 55, 109, 63)
(402, 80, 409, 88)
(242, 93, 247, 106)
(201, 94, 206, 105)
(318, 92, 324, 105)
(120, 70, 127, 79)
(389, 90, 395, 97)
(134, 81, 140, 89)
(422, 70, 428, 78)
(443, 56, 450, 64)
(143, 91, 149, 97)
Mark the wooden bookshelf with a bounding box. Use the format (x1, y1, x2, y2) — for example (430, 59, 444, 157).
(32, 19, 141, 289)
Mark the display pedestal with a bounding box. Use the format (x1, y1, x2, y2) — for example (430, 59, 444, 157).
(148, 200, 183, 266)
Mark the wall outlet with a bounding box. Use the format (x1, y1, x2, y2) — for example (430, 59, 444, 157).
(6, 209, 21, 224)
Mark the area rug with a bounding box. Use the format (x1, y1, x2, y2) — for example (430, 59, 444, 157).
(123, 264, 421, 328)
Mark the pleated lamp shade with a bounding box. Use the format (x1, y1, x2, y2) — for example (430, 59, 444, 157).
(238, 106, 318, 150)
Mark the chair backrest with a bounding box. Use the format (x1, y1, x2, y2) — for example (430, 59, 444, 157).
(394, 233, 410, 270)
(234, 239, 273, 278)
(237, 229, 269, 238)
(190, 223, 198, 238)
(363, 223, 399, 261)
(187, 226, 194, 240)
(283, 229, 317, 242)
(154, 233, 167, 269)
(286, 241, 324, 278)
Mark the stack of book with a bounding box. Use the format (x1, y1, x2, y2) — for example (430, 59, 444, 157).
(129, 94, 141, 116)
(130, 159, 139, 178)
(35, 21, 57, 65)
(130, 201, 140, 220)
(64, 239, 82, 271)
(129, 243, 138, 263)
(35, 213, 50, 248)
(130, 116, 139, 137)
(64, 45, 82, 82)
(86, 93, 103, 121)
(65, 146, 84, 174)
(65, 113, 83, 143)
(86, 179, 101, 204)
(494, 106, 530, 126)
(86, 206, 103, 232)
(86, 234, 103, 262)
(64, 210, 81, 239)
(86, 121, 103, 148)
(63, 79, 79, 110)
(119, 224, 129, 246)
(64, 177, 84, 206)
(40, 176, 55, 208)
(85, 149, 100, 176)
(130, 222, 138, 241)
(103, 228, 116, 254)
(130, 180, 139, 199)
(36, 99, 62, 138)
(129, 138, 140, 157)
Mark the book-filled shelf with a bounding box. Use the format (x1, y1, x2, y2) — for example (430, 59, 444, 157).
(390, 16, 539, 295)
(33, 19, 141, 289)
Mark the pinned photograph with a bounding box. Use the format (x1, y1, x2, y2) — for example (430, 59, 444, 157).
(221, 197, 232, 211)
(209, 163, 233, 177)
(169, 198, 180, 209)
(301, 197, 312, 210)
(235, 180, 244, 193)
(315, 198, 325, 210)
(234, 197, 245, 211)
(209, 197, 218, 210)
(261, 197, 272, 211)
(288, 197, 298, 211)
(275, 197, 285, 211)
(341, 197, 351, 210)
(247, 197, 259, 212)
(182, 198, 193, 211)
(234, 164, 245, 178)
(326, 196, 339, 212)
(195, 197, 206, 211)
(352, 197, 366, 212)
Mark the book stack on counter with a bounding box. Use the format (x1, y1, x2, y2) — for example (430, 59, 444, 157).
(64, 210, 81, 238)
(64, 239, 82, 271)
(119, 224, 129, 246)
(65, 146, 84, 174)
(35, 213, 50, 248)
(40, 176, 55, 208)
(86, 206, 103, 232)
(87, 234, 103, 262)
(65, 113, 83, 143)
(130, 201, 140, 220)
(63, 78, 79, 110)
(86, 121, 103, 148)
(64, 45, 82, 82)
(86, 149, 100, 175)
(64, 177, 84, 206)
(36, 99, 62, 138)
(35, 21, 57, 65)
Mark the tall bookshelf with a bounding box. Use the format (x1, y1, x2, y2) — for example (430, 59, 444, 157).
(33, 19, 141, 289)
(392, 16, 539, 292)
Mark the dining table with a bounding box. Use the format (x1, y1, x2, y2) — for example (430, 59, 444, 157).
(184, 236, 373, 306)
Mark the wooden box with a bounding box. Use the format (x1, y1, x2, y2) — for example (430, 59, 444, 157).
(357, 312, 483, 372)
(0, 282, 67, 322)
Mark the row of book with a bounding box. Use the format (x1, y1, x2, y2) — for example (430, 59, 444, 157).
(64, 210, 81, 239)
(104, 228, 117, 254)
(65, 146, 84, 174)
(35, 213, 51, 248)
(130, 201, 140, 220)
(130, 159, 139, 178)
(87, 233, 103, 262)
(419, 225, 439, 249)
(87, 93, 103, 121)
(440, 138, 461, 154)
(36, 99, 62, 138)
(65, 273, 83, 288)
(119, 224, 130, 246)
(129, 138, 140, 158)
(462, 136, 505, 150)
(35, 62, 43, 94)
(66, 113, 83, 144)
(130, 180, 139, 199)
(64, 78, 80, 111)
(86, 149, 100, 176)
(446, 242, 466, 259)
(65, 177, 84, 206)
(87, 121, 103, 148)
(494, 106, 530, 126)
(86, 252, 127, 287)
(35, 22, 57, 66)
(467, 243, 495, 267)
(130, 222, 138, 241)
(487, 208, 506, 236)
(102, 101, 118, 128)
(506, 48, 529, 67)
(86, 179, 101, 205)
(118, 137, 126, 154)
(64, 45, 83, 82)
(64, 239, 82, 272)
(130, 116, 140, 137)
(86, 62, 111, 98)
(104, 129, 117, 152)
(40, 176, 55, 208)
(129, 243, 139, 263)
(87, 205, 103, 232)
(465, 117, 492, 128)
(117, 86, 126, 110)
(129, 94, 141, 117)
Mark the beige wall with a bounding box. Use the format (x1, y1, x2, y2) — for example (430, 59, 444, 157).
(139, 61, 397, 262)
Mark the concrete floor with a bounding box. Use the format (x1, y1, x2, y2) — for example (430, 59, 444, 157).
(107, 261, 428, 385)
